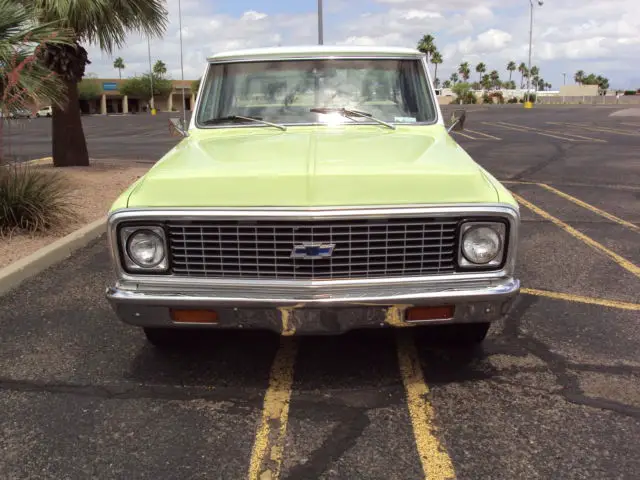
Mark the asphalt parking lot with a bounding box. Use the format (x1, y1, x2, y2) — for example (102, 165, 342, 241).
(1, 106, 639, 479)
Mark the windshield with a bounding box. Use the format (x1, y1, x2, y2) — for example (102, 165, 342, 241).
(196, 58, 437, 127)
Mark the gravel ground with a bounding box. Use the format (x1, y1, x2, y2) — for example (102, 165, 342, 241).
(0, 159, 149, 269)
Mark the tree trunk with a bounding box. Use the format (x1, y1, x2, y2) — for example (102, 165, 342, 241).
(434, 64, 438, 83)
(52, 77, 89, 167)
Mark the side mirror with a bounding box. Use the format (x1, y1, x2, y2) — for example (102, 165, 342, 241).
(447, 109, 466, 132)
(169, 117, 189, 137)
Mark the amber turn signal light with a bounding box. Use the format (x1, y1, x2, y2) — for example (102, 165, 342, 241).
(170, 309, 218, 324)
(405, 305, 455, 322)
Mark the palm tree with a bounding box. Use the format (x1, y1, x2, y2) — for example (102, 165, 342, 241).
(507, 61, 516, 82)
(417, 34, 437, 64)
(434, 78, 441, 89)
(518, 62, 528, 89)
(450, 73, 459, 85)
(574, 70, 585, 85)
(530, 66, 540, 78)
(475, 63, 486, 84)
(113, 57, 125, 79)
(481, 74, 491, 91)
(0, 0, 72, 115)
(442, 80, 452, 89)
(153, 59, 167, 78)
(490, 70, 500, 89)
(458, 62, 470, 82)
(28, 0, 168, 167)
(545, 82, 552, 90)
(430, 51, 443, 83)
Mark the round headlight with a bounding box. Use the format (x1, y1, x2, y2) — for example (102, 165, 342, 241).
(127, 230, 165, 267)
(462, 226, 502, 264)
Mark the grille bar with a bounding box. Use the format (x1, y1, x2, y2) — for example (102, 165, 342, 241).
(166, 218, 460, 280)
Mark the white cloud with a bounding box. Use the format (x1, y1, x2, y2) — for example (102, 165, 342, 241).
(82, 0, 639, 89)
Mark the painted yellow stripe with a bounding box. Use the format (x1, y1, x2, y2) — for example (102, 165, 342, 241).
(547, 122, 640, 137)
(248, 338, 297, 480)
(483, 121, 577, 142)
(465, 128, 502, 140)
(452, 130, 478, 140)
(396, 333, 456, 480)
(512, 193, 640, 277)
(522, 288, 640, 311)
(493, 121, 607, 143)
(501, 180, 537, 185)
(537, 183, 640, 233)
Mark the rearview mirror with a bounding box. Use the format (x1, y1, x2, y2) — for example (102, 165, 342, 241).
(169, 117, 188, 137)
(447, 109, 466, 133)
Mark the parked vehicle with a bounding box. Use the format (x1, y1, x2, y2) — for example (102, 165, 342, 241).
(36, 106, 52, 117)
(8, 109, 33, 119)
(105, 46, 521, 348)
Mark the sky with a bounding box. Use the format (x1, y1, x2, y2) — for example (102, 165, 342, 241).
(85, 0, 640, 90)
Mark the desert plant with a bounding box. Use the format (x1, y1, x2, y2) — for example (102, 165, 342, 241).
(452, 82, 476, 104)
(482, 92, 492, 104)
(491, 91, 505, 104)
(0, 164, 75, 234)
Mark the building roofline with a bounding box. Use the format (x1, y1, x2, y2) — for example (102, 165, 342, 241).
(206, 45, 424, 62)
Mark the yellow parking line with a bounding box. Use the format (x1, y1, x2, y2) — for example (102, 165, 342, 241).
(547, 122, 640, 137)
(248, 338, 298, 480)
(537, 183, 640, 233)
(493, 121, 607, 143)
(512, 193, 640, 277)
(483, 122, 577, 142)
(522, 288, 640, 311)
(396, 332, 456, 480)
(451, 131, 478, 140)
(501, 180, 537, 185)
(465, 128, 502, 140)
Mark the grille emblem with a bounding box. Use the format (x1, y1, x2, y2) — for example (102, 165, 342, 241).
(290, 243, 336, 259)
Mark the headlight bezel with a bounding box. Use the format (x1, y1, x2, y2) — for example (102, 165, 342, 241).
(118, 225, 169, 273)
(457, 219, 509, 271)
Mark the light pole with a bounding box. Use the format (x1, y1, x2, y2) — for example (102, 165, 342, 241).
(178, 0, 187, 128)
(147, 36, 154, 112)
(562, 72, 566, 85)
(526, 0, 543, 104)
(318, 0, 324, 45)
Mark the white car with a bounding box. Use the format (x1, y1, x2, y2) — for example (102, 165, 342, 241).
(36, 106, 52, 117)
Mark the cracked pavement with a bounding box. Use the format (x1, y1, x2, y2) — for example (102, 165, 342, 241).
(1, 106, 639, 479)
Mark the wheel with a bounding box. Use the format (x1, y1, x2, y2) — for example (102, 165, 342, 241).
(432, 322, 491, 348)
(36, 113, 40, 118)
(143, 327, 183, 349)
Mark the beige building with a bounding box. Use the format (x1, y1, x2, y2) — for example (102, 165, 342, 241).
(79, 78, 198, 115)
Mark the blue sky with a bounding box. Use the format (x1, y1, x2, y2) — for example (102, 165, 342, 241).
(85, 0, 639, 89)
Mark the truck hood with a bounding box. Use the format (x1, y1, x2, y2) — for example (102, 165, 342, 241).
(125, 125, 499, 208)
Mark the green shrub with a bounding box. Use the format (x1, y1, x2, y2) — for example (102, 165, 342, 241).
(623, 90, 637, 95)
(491, 91, 505, 104)
(0, 164, 75, 235)
(482, 92, 492, 104)
(507, 97, 518, 104)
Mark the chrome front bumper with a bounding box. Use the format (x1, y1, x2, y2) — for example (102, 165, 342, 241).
(105, 277, 520, 335)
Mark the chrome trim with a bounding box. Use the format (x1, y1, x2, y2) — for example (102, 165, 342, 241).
(107, 204, 520, 286)
(206, 54, 425, 64)
(119, 226, 169, 273)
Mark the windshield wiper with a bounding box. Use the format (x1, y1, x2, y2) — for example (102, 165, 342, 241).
(310, 107, 396, 130)
(201, 115, 287, 131)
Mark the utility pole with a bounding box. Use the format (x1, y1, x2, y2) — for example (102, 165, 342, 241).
(562, 72, 566, 85)
(526, 0, 543, 104)
(318, 0, 324, 45)
(178, 0, 187, 128)
(147, 36, 154, 112)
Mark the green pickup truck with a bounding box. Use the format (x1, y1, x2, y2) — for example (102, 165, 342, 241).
(105, 45, 520, 348)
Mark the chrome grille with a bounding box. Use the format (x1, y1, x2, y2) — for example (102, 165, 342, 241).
(167, 218, 460, 280)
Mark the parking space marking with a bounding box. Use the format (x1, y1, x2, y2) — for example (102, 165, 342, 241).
(522, 288, 640, 311)
(248, 338, 298, 480)
(396, 332, 456, 480)
(465, 128, 502, 140)
(492, 121, 607, 143)
(547, 122, 640, 137)
(483, 121, 577, 142)
(451, 131, 478, 140)
(537, 183, 640, 233)
(620, 122, 640, 128)
(512, 193, 640, 278)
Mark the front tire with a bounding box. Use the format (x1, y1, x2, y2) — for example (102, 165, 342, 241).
(143, 327, 182, 349)
(433, 322, 491, 347)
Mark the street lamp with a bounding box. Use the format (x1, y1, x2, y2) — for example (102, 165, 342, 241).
(178, 0, 187, 129)
(562, 72, 566, 85)
(526, 0, 543, 103)
(318, 0, 324, 45)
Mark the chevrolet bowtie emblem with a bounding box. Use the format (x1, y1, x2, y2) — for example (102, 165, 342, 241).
(290, 243, 336, 259)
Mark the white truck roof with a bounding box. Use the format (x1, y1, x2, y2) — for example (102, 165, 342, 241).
(207, 45, 424, 62)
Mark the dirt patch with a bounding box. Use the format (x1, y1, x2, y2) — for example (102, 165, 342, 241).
(0, 159, 150, 269)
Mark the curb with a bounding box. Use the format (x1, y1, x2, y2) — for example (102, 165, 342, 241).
(0, 218, 106, 297)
